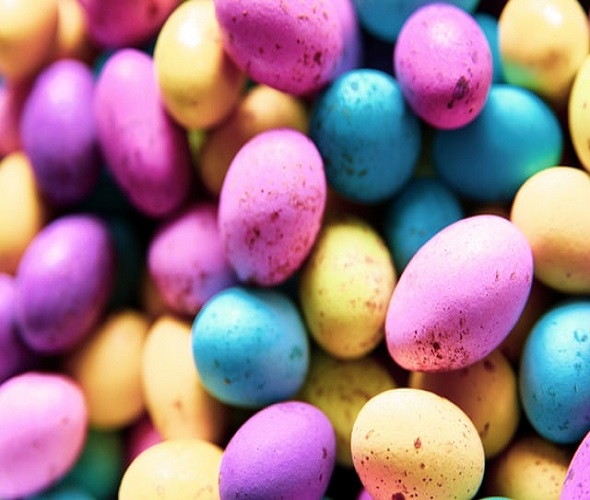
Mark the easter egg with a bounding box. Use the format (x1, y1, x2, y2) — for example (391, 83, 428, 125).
(394, 3, 492, 129)
(218, 128, 326, 286)
(309, 68, 421, 204)
(15, 214, 115, 354)
(433, 83, 563, 203)
(154, 0, 245, 130)
(0, 372, 87, 499)
(562, 429, 590, 499)
(520, 300, 590, 444)
(299, 215, 396, 359)
(192, 286, 310, 408)
(219, 401, 336, 499)
(569, 55, 590, 173)
(474, 12, 504, 83)
(498, 0, 589, 106)
(0, 81, 28, 156)
(351, 388, 485, 500)
(54, 0, 95, 63)
(94, 49, 193, 218)
(386, 214, 533, 371)
(119, 439, 223, 500)
(510, 166, 590, 294)
(213, 0, 343, 96)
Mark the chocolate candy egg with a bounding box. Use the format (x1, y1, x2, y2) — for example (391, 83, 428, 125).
(0, 372, 87, 499)
(562, 430, 590, 499)
(15, 214, 115, 354)
(351, 388, 485, 500)
(219, 401, 336, 499)
(218, 128, 326, 286)
(213, 0, 343, 96)
(386, 214, 533, 372)
(394, 3, 492, 129)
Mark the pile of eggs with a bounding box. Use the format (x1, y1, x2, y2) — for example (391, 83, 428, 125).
(1, 0, 590, 498)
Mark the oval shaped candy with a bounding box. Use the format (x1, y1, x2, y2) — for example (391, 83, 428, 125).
(569, 55, 590, 173)
(562, 430, 590, 499)
(386, 214, 533, 371)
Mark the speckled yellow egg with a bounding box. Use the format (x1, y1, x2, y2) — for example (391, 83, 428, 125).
(498, 0, 590, 106)
(510, 166, 590, 294)
(569, 55, 590, 172)
(299, 215, 396, 359)
(351, 388, 485, 500)
(142, 315, 229, 444)
(297, 349, 397, 467)
(65, 310, 150, 429)
(153, 0, 246, 130)
(409, 349, 520, 459)
(198, 84, 308, 196)
(0, 152, 47, 274)
(0, 0, 59, 82)
(119, 439, 222, 500)
(482, 434, 572, 499)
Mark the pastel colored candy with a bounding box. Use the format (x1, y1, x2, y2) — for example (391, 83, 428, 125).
(21, 59, 101, 206)
(15, 214, 115, 354)
(562, 430, 590, 499)
(569, 55, 590, 173)
(394, 3, 493, 129)
(219, 401, 336, 499)
(0, 372, 88, 499)
(218, 128, 326, 286)
(94, 49, 193, 218)
(386, 214, 533, 371)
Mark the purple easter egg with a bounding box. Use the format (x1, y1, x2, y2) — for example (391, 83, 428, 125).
(562, 430, 590, 499)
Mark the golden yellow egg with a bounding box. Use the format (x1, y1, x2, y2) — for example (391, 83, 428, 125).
(54, 0, 96, 63)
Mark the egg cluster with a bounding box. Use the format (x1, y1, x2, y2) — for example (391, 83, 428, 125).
(1, 0, 590, 499)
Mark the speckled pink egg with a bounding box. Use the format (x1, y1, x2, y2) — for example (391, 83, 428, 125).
(214, 0, 343, 96)
(219, 401, 336, 499)
(0, 372, 88, 499)
(147, 202, 237, 316)
(386, 215, 533, 371)
(218, 128, 326, 286)
(563, 430, 590, 499)
(94, 49, 193, 218)
(394, 3, 492, 130)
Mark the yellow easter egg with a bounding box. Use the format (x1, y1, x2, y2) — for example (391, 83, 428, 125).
(54, 0, 96, 63)
(153, 0, 246, 130)
(198, 84, 308, 196)
(351, 388, 485, 500)
(510, 166, 590, 294)
(297, 349, 397, 467)
(409, 349, 520, 459)
(482, 434, 572, 499)
(569, 55, 590, 172)
(119, 439, 222, 500)
(0, 152, 47, 274)
(0, 0, 59, 82)
(499, 0, 590, 106)
(299, 215, 396, 359)
(142, 315, 229, 444)
(65, 310, 150, 429)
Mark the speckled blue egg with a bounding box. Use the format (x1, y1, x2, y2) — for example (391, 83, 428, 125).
(309, 68, 421, 204)
(520, 300, 590, 444)
(191, 286, 310, 408)
(433, 84, 563, 203)
(382, 176, 464, 272)
(475, 13, 504, 83)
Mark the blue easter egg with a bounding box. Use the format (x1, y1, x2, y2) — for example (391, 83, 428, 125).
(309, 68, 421, 204)
(520, 300, 590, 444)
(191, 286, 310, 408)
(432, 83, 563, 203)
(475, 13, 504, 83)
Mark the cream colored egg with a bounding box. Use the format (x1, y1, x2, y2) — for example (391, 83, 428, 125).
(351, 388, 485, 500)
(569, 55, 590, 172)
(299, 215, 396, 359)
(297, 349, 397, 467)
(142, 315, 229, 444)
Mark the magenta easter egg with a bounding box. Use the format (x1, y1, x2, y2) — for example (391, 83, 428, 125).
(394, 3, 492, 129)
(386, 215, 533, 371)
(0, 372, 87, 499)
(562, 430, 590, 499)
(218, 128, 326, 286)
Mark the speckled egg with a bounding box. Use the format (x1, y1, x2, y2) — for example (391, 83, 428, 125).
(299, 215, 396, 359)
(351, 388, 485, 500)
(0, 372, 88, 499)
(213, 0, 343, 96)
(218, 128, 326, 286)
(219, 401, 336, 499)
(562, 429, 590, 499)
(386, 214, 533, 371)
(14, 214, 115, 354)
(394, 3, 493, 129)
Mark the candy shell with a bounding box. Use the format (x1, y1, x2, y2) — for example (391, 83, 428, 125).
(569, 55, 590, 173)
(562, 429, 590, 499)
